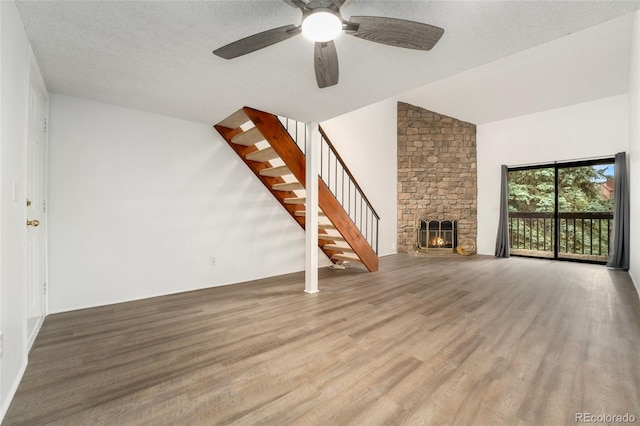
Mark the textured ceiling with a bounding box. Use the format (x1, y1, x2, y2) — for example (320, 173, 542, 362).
(400, 12, 637, 124)
(16, 1, 640, 124)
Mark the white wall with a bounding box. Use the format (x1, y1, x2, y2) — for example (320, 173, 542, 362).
(629, 11, 640, 294)
(319, 93, 633, 266)
(48, 95, 332, 313)
(477, 94, 630, 255)
(1, 1, 30, 420)
(321, 98, 397, 256)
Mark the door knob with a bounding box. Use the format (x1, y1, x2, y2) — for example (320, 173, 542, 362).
(27, 219, 40, 227)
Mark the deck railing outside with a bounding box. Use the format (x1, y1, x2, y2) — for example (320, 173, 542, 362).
(509, 211, 613, 260)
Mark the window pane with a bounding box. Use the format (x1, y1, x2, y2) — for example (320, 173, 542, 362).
(508, 168, 555, 258)
(557, 164, 614, 261)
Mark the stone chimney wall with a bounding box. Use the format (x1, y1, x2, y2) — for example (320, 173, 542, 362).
(397, 102, 477, 253)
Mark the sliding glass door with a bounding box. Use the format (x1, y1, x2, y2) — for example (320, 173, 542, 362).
(508, 159, 614, 263)
(508, 167, 556, 258)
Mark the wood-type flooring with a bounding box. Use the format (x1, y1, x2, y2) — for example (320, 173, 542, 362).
(4, 254, 640, 425)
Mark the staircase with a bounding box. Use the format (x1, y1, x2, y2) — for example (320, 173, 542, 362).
(214, 107, 379, 272)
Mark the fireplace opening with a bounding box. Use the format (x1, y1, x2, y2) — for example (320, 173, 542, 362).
(416, 220, 458, 253)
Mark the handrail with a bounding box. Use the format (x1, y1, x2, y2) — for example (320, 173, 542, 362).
(508, 210, 613, 259)
(276, 116, 380, 221)
(317, 126, 379, 254)
(318, 126, 380, 220)
(509, 211, 613, 219)
(275, 115, 380, 255)
(218, 107, 378, 271)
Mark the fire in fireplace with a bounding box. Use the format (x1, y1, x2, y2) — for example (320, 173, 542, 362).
(416, 220, 458, 253)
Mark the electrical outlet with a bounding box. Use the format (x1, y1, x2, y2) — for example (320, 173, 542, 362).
(210, 256, 216, 266)
(0, 331, 4, 359)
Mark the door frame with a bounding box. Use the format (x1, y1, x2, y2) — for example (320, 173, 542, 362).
(508, 156, 615, 264)
(24, 48, 49, 350)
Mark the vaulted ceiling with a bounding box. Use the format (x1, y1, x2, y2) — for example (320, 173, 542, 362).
(16, 1, 640, 124)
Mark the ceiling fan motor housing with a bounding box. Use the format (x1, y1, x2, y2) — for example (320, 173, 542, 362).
(301, 8, 344, 42)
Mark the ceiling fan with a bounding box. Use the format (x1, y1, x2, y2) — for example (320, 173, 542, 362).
(213, 0, 444, 88)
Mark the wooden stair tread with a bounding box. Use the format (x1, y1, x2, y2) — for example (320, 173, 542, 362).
(214, 107, 379, 272)
(318, 223, 336, 230)
(295, 211, 326, 217)
(284, 197, 305, 205)
(331, 253, 363, 263)
(260, 165, 291, 177)
(231, 127, 264, 146)
(217, 109, 249, 129)
(323, 244, 355, 253)
(318, 234, 345, 242)
(272, 182, 304, 191)
(246, 147, 279, 162)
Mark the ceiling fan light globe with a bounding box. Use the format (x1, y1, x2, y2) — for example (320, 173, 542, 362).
(302, 10, 342, 42)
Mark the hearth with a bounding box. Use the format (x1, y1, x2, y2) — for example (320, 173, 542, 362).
(416, 220, 458, 253)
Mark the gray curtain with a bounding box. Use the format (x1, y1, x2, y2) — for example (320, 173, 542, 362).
(495, 165, 510, 258)
(607, 152, 630, 269)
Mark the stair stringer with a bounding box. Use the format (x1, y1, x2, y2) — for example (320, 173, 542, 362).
(213, 123, 307, 228)
(216, 107, 378, 272)
(214, 111, 343, 264)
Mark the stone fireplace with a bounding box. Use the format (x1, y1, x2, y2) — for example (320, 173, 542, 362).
(397, 102, 477, 253)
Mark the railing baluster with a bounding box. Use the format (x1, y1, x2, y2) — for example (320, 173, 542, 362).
(529, 218, 532, 250)
(518, 218, 522, 249)
(598, 219, 609, 255)
(303, 122, 306, 154)
(364, 209, 368, 245)
(376, 215, 379, 254)
(519, 218, 523, 248)
(320, 137, 324, 179)
(509, 218, 513, 247)
(327, 148, 331, 190)
(341, 169, 345, 207)
(359, 193, 362, 230)
(278, 119, 380, 254)
(508, 212, 611, 261)
(335, 158, 338, 196)
(609, 219, 612, 256)
(348, 180, 351, 217)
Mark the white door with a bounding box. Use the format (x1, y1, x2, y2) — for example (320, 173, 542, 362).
(26, 63, 48, 348)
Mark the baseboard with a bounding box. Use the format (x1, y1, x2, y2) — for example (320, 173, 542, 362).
(1, 314, 45, 423)
(27, 316, 45, 352)
(0, 359, 28, 424)
(630, 269, 640, 303)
